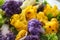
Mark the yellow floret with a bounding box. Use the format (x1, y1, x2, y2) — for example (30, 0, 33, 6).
(44, 4, 51, 14)
(10, 14, 27, 31)
(37, 12, 48, 25)
(44, 4, 60, 17)
(21, 5, 37, 21)
(10, 14, 20, 25)
(15, 30, 27, 40)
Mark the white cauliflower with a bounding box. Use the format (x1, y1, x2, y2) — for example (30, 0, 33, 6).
(20, 0, 36, 9)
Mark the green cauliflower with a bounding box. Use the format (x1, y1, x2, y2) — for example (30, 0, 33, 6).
(46, 33, 58, 40)
(0, 0, 5, 6)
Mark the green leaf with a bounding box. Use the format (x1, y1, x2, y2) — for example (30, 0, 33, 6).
(0, 9, 5, 15)
(43, 0, 48, 5)
(57, 13, 60, 22)
(56, 25, 60, 40)
(40, 34, 48, 40)
(10, 26, 18, 35)
(0, 14, 5, 26)
(57, 33, 60, 40)
(0, 14, 3, 19)
(36, 0, 39, 2)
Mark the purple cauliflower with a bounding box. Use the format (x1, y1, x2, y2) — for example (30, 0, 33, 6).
(2, 1, 22, 17)
(28, 19, 45, 35)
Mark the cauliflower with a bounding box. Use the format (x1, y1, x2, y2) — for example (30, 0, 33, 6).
(44, 18, 58, 34)
(20, 0, 36, 9)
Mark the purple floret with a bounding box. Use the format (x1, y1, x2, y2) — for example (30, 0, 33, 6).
(28, 19, 42, 28)
(25, 35, 40, 40)
(6, 32, 15, 40)
(0, 30, 6, 40)
(29, 27, 41, 35)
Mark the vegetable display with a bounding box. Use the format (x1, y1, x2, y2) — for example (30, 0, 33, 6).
(0, 0, 60, 40)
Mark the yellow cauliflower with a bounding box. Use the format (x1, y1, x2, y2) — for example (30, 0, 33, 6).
(10, 14, 28, 40)
(44, 18, 58, 34)
(51, 5, 60, 17)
